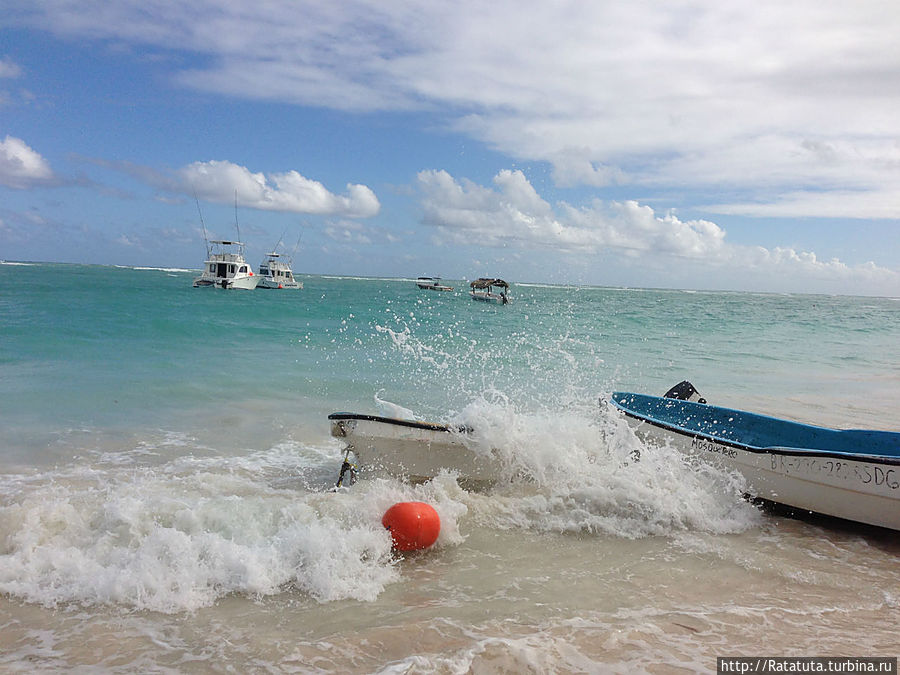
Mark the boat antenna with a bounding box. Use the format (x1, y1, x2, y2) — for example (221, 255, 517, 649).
(194, 189, 210, 258)
(291, 222, 305, 256)
(273, 227, 287, 254)
(233, 190, 242, 244)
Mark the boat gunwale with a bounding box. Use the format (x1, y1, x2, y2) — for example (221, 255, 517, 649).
(327, 412, 472, 434)
(610, 393, 900, 466)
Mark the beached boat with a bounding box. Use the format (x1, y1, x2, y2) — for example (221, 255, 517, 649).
(416, 277, 453, 291)
(328, 412, 496, 485)
(257, 252, 302, 289)
(608, 382, 900, 530)
(469, 278, 510, 304)
(192, 240, 259, 289)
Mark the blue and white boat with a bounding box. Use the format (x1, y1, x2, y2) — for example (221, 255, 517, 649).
(608, 382, 900, 531)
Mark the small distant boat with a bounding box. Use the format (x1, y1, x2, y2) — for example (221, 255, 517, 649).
(469, 278, 510, 304)
(328, 412, 496, 486)
(416, 277, 453, 291)
(192, 240, 259, 289)
(257, 252, 302, 289)
(608, 381, 900, 531)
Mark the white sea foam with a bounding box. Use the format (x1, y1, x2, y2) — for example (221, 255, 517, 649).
(447, 392, 761, 538)
(130, 266, 194, 273)
(374, 390, 418, 420)
(363, 318, 761, 539)
(319, 275, 413, 283)
(0, 391, 757, 617)
(0, 447, 470, 614)
(375, 633, 603, 674)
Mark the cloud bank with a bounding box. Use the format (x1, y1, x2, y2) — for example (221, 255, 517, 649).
(418, 169, 898, 289)
(10, 0, 900, 219)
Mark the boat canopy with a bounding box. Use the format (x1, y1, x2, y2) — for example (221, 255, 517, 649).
(209, 240, 244, 246)
(470, 278, 509, 290)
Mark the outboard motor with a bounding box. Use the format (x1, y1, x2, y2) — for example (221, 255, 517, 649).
(663, 380, 707, 404)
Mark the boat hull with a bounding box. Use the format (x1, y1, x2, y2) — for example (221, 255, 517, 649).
(257, 277, 302, 289)
(328, 413, 495, 484)
(416, 278, 453, 291)
(470, 291, 507, 303)
(193, 274, 259, 289)
(609, 393, 900, 531)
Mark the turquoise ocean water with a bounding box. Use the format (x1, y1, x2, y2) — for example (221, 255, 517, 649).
(1, 262, 898, 672)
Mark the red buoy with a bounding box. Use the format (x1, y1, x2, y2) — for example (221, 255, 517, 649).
(382, 502, 441, 551)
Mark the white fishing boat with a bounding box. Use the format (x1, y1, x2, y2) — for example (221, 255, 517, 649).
(192, 193, 259, 289)
(328, 412, 496, 486)
(192, 240, 259, 289)
(469, 278, 510, 304)
(416, 277, 453, 291)
(257, 252, 302, 289)
(608, 381, 900, 531)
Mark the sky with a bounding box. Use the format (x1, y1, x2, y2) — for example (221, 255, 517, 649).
(2, 1, 900, 295)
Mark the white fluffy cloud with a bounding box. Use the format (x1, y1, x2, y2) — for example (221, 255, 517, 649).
(0, 135, 54, 189)
(13, 1, 900, 218)
(418, 169, 898, 288)
(418, 169, 727, 258)
(178, 160, 379, 218)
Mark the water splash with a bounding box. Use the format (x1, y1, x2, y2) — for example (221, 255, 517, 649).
(447, 393, 761, 538)
(0, 448, 469, 613)
(359, 308, 762, 539)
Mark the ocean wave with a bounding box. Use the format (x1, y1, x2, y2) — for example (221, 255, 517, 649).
(447, 394, 761, 538)
(129, 266, 195, 273)
(0, 392, 761, 616)
(0, 448, 469, 613)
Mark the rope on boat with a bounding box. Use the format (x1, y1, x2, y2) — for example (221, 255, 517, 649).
(336, 448, 357, 488)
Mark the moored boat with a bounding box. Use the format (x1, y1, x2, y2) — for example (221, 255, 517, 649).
(469, 278, 510, 304)
(328, 412, 496, 485)
(416, 277, 453, 291)
(192, 240, 259, 289)
(607, 382, 900, 530)
(257, 252, 302, 289)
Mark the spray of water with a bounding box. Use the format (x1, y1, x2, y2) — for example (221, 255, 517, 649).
(359, 317, 762, 540)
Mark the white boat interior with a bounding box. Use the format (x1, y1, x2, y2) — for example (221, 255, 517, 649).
(328, 412, 496, 487)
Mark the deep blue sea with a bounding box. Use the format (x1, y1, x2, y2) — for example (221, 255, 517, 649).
(1, 262, 898, 672)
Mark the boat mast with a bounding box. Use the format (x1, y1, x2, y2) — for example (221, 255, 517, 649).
(233, 190, 242, 245)
(273, 228, 287, 256)
(287, 226, 304, 265)
(194, 190, 210, 258)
